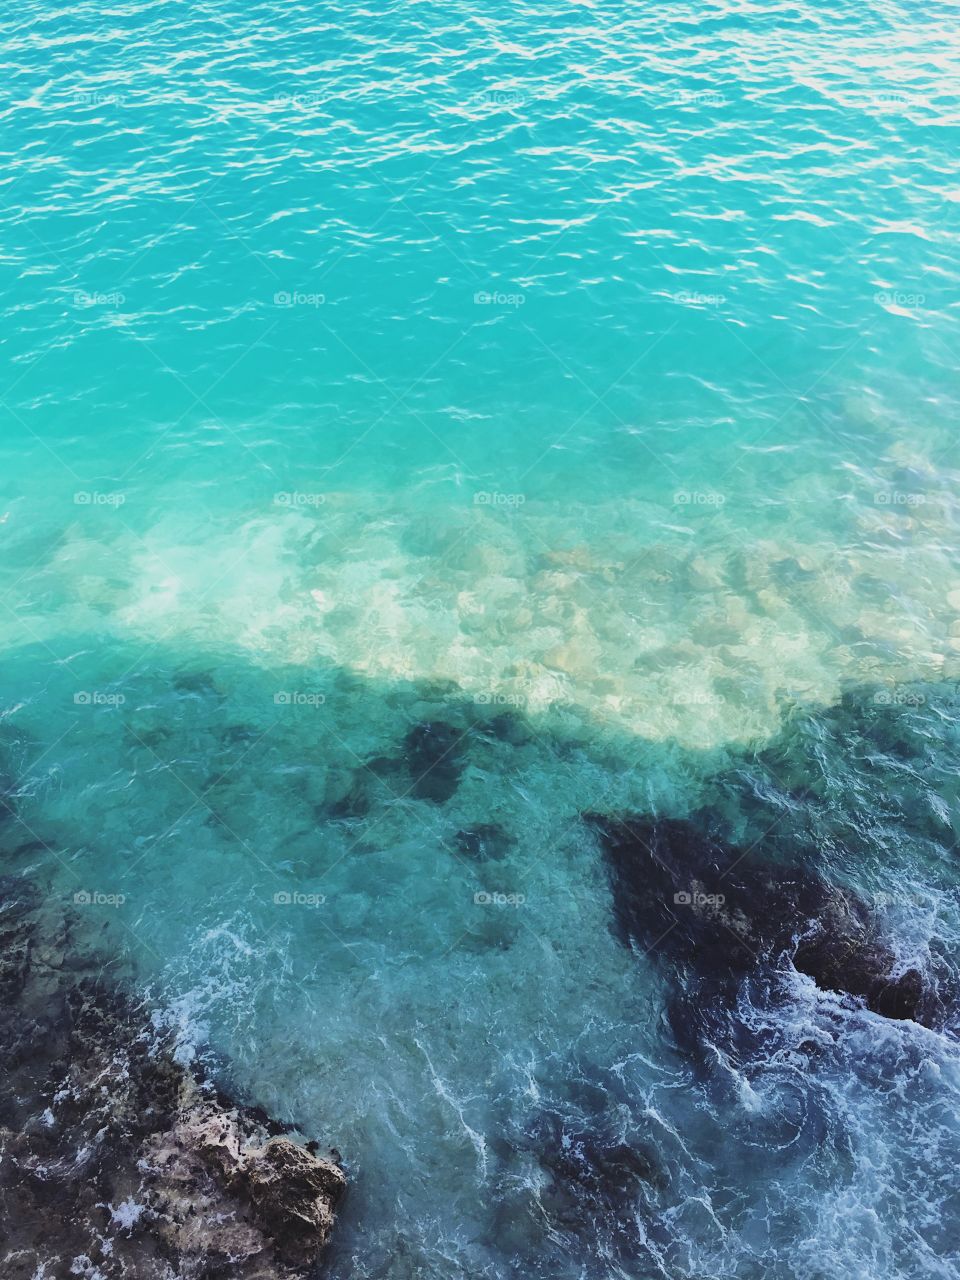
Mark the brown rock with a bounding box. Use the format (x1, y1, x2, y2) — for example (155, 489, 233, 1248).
(0, 875, 346, 1279)
(239, 1136, 346, 1259)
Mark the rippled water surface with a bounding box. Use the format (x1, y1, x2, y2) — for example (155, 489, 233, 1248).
(3, 1, 960, 1276)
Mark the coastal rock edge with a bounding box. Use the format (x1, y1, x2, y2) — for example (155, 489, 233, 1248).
(0, 874, 346, 1279)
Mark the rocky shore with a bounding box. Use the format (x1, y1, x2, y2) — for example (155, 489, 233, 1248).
(590, 809, 956, 1063)
(0, 874, 346, 1279)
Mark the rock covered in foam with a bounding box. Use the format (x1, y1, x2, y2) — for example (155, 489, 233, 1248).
(0, 874, 345, 1278)
(590, 814, 936, 1026)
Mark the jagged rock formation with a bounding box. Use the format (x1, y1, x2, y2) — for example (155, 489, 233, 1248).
(590, 814, 944, 1026)
(0, 875, 345, 1279)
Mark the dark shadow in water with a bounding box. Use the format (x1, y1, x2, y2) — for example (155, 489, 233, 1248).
(1, 645, 959, 1278)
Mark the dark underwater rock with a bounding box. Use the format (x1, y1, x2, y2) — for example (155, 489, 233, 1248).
(0, 876, 345, 1278)
(0, 876, 43, 1006)
(325, 769, 373, 820)
(172, 668, 221, 698)
(454, 822, 511, 862)
(498, 1098, 667, 1271)
(223, 722, 259, 745)
(475, 711, 533, 746)
(792, 919, 924, 1022)
(530, 1110, 660, 1216)
(591, 813, 933, 1026)
(404, 720, 466, 803)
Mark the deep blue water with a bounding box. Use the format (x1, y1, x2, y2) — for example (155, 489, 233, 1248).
(3, 1, 960, 1276)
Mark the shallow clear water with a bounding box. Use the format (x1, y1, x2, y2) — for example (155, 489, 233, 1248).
(3, 0, 960, 1276)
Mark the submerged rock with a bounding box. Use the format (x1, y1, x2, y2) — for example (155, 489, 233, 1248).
(489, 1095, 668, 1272)
(172, 668, 222, 699)
(0, 876, 345, 1278)
(591, 813, 934, 1026)
(529, 1109, 660, 1217)
(475, 710, 533, 746)
(403, 720, 466, 803)
(454, 822, 511, 862)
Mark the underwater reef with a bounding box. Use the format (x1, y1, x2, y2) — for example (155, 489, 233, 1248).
(593, 811, 942, 1023)
(0, 874, 346, 1279)
(2, 663, 960, 1279)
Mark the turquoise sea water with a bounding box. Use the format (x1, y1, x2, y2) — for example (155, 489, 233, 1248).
(3, 1, 960, 1276)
